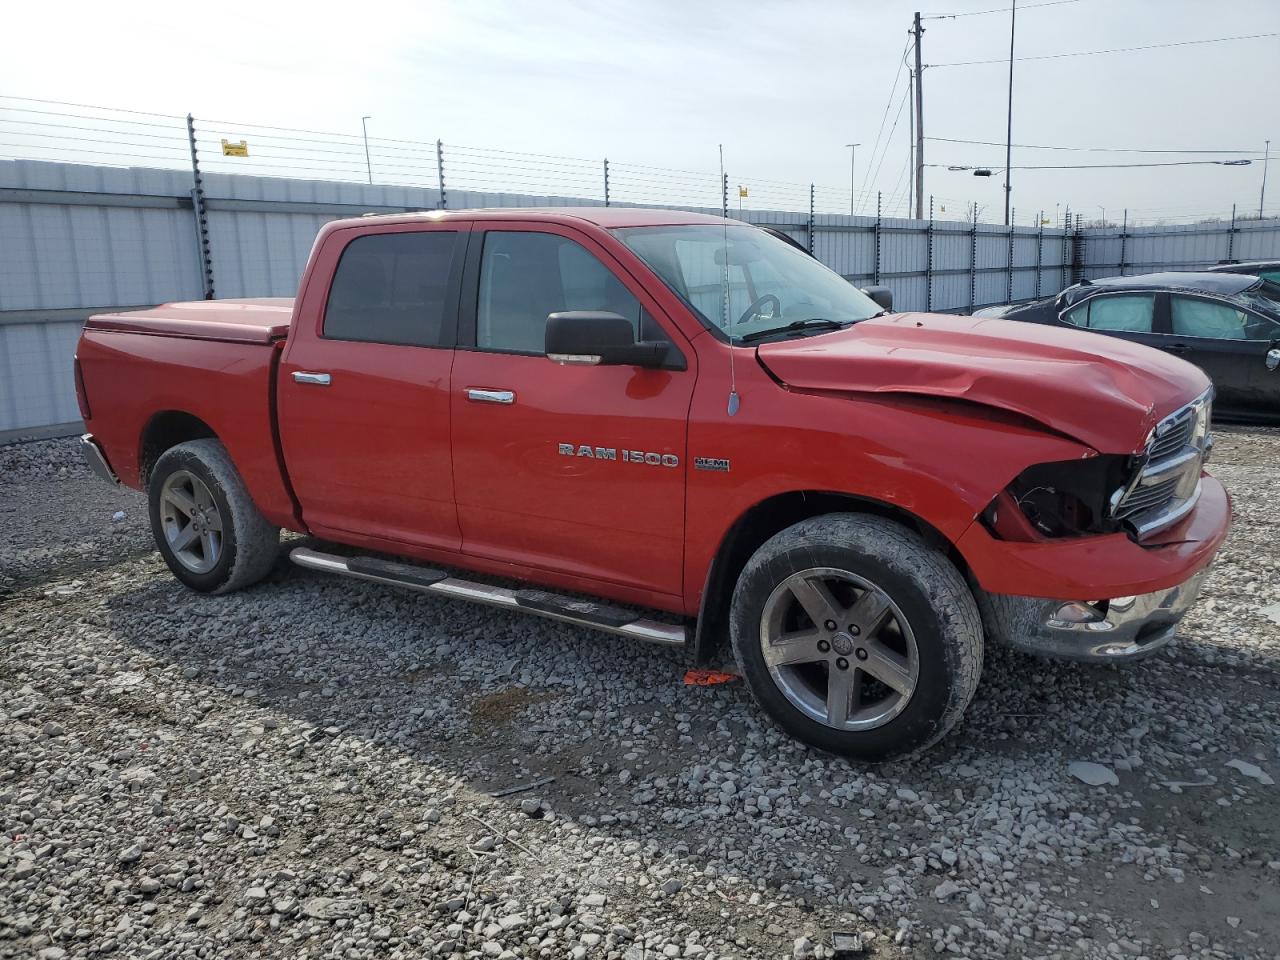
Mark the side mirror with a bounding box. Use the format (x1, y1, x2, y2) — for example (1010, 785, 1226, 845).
(1267, 347, 1280, 371)
(860, 285, 893, 312)
(545, 312, 668, 368)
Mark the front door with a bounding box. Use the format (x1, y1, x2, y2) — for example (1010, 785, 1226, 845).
(278, 223, 467, 550)
(449, 223, 695, 598)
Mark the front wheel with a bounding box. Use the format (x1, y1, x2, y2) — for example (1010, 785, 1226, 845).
(729, 514, 983, 761)
(147, 439, 279, 594)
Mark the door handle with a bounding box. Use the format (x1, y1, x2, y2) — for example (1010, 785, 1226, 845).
(1161, 344, 1188, 354)
(293, 371, 332, 386)
(466, 388, 515, 404)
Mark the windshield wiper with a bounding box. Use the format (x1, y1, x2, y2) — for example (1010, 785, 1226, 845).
(739, 318, 850, 343)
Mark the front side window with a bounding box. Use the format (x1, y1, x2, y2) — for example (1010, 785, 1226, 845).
(476, 231, 658, 353)
(615, 224, 882, 341)
(324, 231, 456, 346)
(1171, 295, 1278, 341)
(1062, 294, 1155, 333)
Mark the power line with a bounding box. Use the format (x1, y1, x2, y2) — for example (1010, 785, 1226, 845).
(866, 86, 913, 201)
(928, 31, 1279, 67)
(0, 94, 183, 120)
(923, 0, 1078, 19)
(859, 38, 913, 214)
(926, 135, 1257, 154)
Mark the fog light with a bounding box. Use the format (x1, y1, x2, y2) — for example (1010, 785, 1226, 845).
(1108, 595, 1137, 613)
(1049, 601, 1106, 625)
(1093, 642, 1135, 657)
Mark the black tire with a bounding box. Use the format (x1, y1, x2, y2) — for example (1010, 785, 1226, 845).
(147, 439, 279, 594)
(729, 513, 983, 761)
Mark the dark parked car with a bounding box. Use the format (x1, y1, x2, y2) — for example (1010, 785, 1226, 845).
(1207, 260, 1280, 284)
(975, 273, 1280, 423)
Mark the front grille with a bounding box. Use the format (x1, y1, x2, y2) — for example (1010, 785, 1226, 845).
(1111, 390, 1213, 540)
(1147, 412, 1195, 462)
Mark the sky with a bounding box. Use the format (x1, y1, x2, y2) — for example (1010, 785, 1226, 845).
(3, 0, 1277, 225)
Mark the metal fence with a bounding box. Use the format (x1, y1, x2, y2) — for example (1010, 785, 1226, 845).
(1, 149, 1277, 438)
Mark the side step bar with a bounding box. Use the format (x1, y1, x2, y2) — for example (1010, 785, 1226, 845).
(289, 547, 687, 647)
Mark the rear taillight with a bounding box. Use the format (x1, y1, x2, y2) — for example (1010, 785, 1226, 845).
(74, 356, 91, 420)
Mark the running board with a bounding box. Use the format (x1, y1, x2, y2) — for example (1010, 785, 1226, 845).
(289, 547, 687, 647)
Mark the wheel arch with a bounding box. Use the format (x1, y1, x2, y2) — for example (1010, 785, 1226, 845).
(139, 410, 218, 486)
(692, 490, 971, 664)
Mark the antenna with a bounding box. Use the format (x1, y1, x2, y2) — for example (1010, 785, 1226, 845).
(720, 144, 740, 417)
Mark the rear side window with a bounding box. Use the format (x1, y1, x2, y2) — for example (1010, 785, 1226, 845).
(324, 231, 456, 346)
(1171, 296, 1277, 341)
(1062, 294, 1155, 333)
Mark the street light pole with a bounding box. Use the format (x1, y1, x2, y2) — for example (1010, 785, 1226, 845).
(1260, 138, 1271, 219)
(845, 142, 861, 216)
(1003, 0, 1016, 226)
(361, 115, 373, 185)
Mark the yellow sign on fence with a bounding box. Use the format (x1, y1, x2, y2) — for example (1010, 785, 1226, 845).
(221, 139, 249, 157)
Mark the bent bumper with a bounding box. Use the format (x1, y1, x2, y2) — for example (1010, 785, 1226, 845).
(958, 474, 1230, 601)
(80, 433, 118, 485)
(977, 567, 1209, 661)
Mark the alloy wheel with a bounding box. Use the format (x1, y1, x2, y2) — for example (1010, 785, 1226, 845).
(758, 566, 919, 730)
(159, 470, 223, 574)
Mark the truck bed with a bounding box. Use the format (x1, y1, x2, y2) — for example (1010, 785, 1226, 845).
(84, 298, 293, 344)
(77, 300, 299, 529)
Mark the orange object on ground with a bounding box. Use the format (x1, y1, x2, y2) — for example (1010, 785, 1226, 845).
(683, 669, 740, 686)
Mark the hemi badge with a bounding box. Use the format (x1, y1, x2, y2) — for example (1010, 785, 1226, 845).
(694, 457, 730, 473)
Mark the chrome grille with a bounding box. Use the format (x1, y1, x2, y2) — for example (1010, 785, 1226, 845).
(1111, 390, 1213, 540)
(1147, 413, 1195, 462)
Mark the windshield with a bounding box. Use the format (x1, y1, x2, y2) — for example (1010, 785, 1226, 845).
(613, 224, 884, 341)
(1241, 279, 1280, 321)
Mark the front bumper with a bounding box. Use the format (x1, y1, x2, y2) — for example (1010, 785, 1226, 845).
(977, 566, 1209, 662)
(958, 474, 1230, 601)
(80, 433, 118, 485)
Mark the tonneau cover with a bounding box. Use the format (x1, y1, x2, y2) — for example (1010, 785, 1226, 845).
(84, 298, 294, 344)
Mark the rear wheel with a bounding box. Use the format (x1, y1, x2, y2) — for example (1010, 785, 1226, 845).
(729, 514, 982, 760)
(147, 439, 279, 594)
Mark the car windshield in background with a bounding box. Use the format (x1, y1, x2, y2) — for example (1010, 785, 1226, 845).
(1240, 279, 1280, 320)
(613, 224, 883, 341)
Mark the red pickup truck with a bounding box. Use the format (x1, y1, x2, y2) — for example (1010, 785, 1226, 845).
(75, 208, 1229, 759)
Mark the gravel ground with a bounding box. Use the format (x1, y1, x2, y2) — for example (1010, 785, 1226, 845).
(2, 430, 1278, 960)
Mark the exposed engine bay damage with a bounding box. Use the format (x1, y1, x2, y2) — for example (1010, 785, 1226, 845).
(983, 455, 1136, 541)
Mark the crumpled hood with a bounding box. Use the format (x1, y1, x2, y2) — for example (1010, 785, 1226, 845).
(756, 312, 1211, 453)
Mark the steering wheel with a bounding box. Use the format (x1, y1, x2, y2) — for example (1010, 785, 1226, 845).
(738, 293, 782, 326)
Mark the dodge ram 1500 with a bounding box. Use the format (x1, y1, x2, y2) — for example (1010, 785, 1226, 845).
(75, 207, 1230, 759)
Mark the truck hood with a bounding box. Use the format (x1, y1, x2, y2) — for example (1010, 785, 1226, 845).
(755, 312, 1211, 454)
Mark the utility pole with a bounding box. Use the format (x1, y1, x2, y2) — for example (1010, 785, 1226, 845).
(1003, 0, 1016, 225)
(846, 142, 860, 216)
(361, 116, 373, 184)
(1261, 139, 1271, 219)
(908, 72, 915, 218)
(912, 11, 925, 220)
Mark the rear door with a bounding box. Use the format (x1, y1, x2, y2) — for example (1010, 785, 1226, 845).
(449, 222, 695, 599)
(1162, 294, 1280, 417)
(278, 222, 468, 550)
